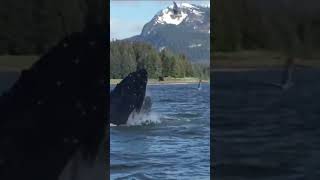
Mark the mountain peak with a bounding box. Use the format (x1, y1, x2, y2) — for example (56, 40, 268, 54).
(169, 2, 197, 9)
(126, 2, 210, 63)
(172, 1, 179, 14)
(153, 2, 208, 26)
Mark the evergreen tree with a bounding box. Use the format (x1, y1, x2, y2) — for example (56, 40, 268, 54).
(109, 41, 209, 79)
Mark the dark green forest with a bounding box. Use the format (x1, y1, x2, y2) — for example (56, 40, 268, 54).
(110, 40, 209, 79)
(213, 0, 320, 58)
(0, 0, 105, 55)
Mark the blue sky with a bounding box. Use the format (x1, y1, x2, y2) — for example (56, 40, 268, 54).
(110, 0, 210, 40)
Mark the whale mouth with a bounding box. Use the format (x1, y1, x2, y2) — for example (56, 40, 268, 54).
(110, 69, 148, 125)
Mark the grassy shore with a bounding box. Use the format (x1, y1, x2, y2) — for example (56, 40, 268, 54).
(2, 51, 320, 74)
(212, 50, 320, 71)
(0, 56, 209, 85)
(110, 77, 209, 85)
(0, 55, 38, 71)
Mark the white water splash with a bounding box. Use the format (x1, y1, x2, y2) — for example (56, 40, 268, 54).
(145, 88, 151, 96)
(126, 111, 161, 126)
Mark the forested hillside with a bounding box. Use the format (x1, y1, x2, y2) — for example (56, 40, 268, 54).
(213, 0, 320, 58)
(110, 40, 209, 79)
(0, 0, 105, 54)
(127, 3, 210, 63)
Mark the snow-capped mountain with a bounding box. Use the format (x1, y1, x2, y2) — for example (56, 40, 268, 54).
(126, 2, 210, 63)
(142, 2, 210, 35)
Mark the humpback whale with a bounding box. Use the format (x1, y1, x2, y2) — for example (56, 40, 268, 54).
(280, 58, 295, 89)
(110, 69, 150, 126)
(198, 79, 202, 90)
(0, 26, 107, 180)
(249, 58, 296, 90)
(260, 57, 295, 90)
(214, 58, 296, 91)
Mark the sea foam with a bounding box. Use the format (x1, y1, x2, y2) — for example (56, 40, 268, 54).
(126, 111, 161, 126)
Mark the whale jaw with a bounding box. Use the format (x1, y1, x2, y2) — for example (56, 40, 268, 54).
(110, 69, 148, 125)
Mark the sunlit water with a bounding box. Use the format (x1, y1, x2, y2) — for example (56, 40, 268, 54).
(0, 72, 210, 179)
(213, 69, 320, 180)
(110, 83, 210, 179)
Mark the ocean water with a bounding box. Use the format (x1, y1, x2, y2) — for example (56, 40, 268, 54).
(110, 83, 210, 179)
(213, 68, 320, 180)
(0, 71, 19, 93)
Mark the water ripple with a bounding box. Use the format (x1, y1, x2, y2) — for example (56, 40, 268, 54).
(111, 83, 210, 179)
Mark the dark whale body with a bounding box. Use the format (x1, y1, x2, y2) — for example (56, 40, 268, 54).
(0, 27, 107, 180)
(110, 69, 148, 125)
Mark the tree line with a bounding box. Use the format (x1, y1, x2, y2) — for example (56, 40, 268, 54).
(213, 0, 320, 58)
(110, 40, 209, 79)
(0, 0, 105, 55)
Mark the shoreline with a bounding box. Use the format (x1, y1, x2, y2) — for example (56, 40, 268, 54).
(213, 50, 320, 71)
(0, 67, 23, 72)
(110, 78, 209, 85)
(211, 67, 283, 72)
(212, 65, 320, 72)
(147, 81, 209, 85)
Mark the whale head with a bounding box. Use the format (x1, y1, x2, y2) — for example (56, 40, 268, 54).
(110, 69, 148, 125)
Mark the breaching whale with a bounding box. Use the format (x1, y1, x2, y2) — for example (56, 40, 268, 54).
(198, 79, 202, 90)
(259, 57, 295, 90)
(0, 26, 107, 180)
(110, 69, 151, 126)
(253, 58, 296, 90)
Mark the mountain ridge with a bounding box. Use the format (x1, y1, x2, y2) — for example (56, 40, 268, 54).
(124, 2, 210, 63)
